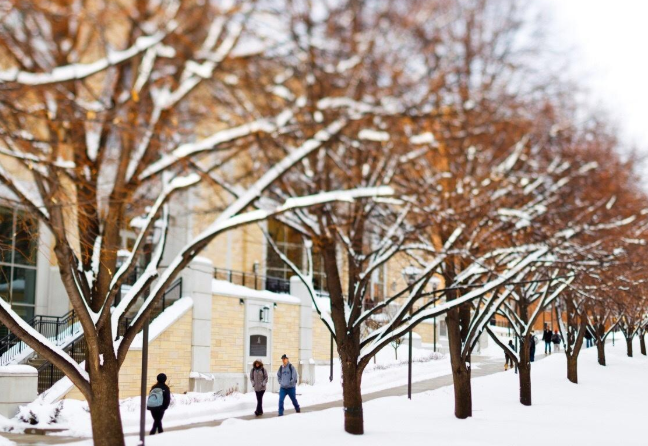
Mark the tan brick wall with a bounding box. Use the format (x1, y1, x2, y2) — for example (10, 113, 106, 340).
(312, 313, 332, 361)
(271, 303, 299, 369)
(416, 320, 436, 344)
(65, 310, 193, 400)
(211, 294, 245, 373)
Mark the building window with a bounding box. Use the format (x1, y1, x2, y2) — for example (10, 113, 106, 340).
(249, 335, 268, 357)
(0, 206, 39, 322)
(266, 219, 327, 293)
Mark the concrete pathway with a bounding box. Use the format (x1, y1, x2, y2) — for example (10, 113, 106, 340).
(0, 354, 539, 446)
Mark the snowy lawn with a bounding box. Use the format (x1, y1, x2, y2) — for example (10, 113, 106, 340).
(0, 346, 452, 437)
(63, 339, 648, 445)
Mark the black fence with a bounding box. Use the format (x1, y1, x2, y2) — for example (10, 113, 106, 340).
(37, 336, 87, 394)
(213, 267, 291, 294)
(0, 309, 80, 365)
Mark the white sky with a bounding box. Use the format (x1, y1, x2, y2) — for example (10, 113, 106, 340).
(543, 0, 648, 150)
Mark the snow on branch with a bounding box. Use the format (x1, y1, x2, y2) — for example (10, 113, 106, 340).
(122, 185, 392, 356)
(0, 298, 89, 389)
(138, 110, 295, 181)
(0, 31, 171, 85)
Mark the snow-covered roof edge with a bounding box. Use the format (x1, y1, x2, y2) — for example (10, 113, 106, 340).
(212, 279, 301, 305)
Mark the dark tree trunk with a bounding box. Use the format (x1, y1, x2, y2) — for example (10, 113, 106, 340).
(640, 334, 646, 356)
(567, 355, 578, 384)
(88, 366, 125, 446)
(340, 357, 364, 435)
(596, 339, 606, 366)
(446, 309, 472, 418)
(518, 338, 531, 406)
(626, 337, 633, 357)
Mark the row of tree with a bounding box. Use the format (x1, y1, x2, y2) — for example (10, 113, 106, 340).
(0, 1, 646, 445)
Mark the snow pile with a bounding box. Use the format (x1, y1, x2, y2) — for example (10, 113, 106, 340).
(0, 365, 36, 375)
(0, 434, 15, 446)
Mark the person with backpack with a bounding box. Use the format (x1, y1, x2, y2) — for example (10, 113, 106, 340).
(277, 354, 300, 416)
(505, 339, 515, 371)
(542, 325, 553, 355)
(147, 373, 171, 435)
(552, 329, 562, 352)
(250, 360, 268, 416)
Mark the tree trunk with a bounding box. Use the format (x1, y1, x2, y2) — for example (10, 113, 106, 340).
(640, 335, 646, 356)
(567, 355, 578, 384)
(626, 337, 633, 357)
(340, 359, 364, 435)
(518, 339, 531, 406)
(88, 367, 125, 446)
(446, 310, 472, 418)
(596, 339, 606, 366)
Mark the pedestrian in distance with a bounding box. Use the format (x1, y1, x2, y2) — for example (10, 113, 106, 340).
(250, 359, 268, 416)
(505, 339, 516, 371)
(542, 325, 553, 355)
(530, 335, 537, 362)
(552, 329, 562, 352)
(584, 328, 593, 348)
(147, 373, 171, 435)
(277, 354, 300, 416)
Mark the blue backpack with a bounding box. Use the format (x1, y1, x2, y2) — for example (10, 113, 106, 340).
(147, 388, 164, 409)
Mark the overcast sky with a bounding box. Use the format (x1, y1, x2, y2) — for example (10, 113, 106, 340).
(542, 0, 648, 150)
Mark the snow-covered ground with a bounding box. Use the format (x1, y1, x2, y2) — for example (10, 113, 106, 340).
(22, 338, 648, 445)
(2, 338, 645, 445)
(0, 346, 450, 437)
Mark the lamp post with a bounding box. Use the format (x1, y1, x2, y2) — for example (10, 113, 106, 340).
(139, 319, 149, 446)
(429, 277, 441, 353)
(402, 266, 422, 400)
(329, 333, 334, 382)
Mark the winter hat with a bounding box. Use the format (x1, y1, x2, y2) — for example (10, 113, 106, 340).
(157, 373, 167, 383)
(281, 354, 288, 360)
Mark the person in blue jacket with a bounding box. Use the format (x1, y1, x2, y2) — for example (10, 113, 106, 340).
(277, 354, 300, 416)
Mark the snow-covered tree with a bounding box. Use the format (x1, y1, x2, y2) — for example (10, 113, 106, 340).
(0, 2, 394, 444)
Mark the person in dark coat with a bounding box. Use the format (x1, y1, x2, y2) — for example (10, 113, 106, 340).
(505, 339, 516, 370)
(542, 325, 553, 355)
(148, 373, 171, 435)
(250, 360, 268, 416)
(529, 335, 536, 362)
(584, 328, 593, 348)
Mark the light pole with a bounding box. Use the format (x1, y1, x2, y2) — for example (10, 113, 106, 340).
(139, 319, 149, 446)
(430, 277, 440, 353)
(329, 333, 334, 382)
(402, 266, 422, 400)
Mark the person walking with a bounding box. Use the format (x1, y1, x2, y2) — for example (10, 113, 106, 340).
(552, 329, 562, 352)
(542, 325, 553, 354)
(277, 354, 300, 416)
(530, 335, 537, 362)
(250, 360, 268, 416)
(584, 328, 593, 348)
(505, 339, 516, 371)
(147, 373, 171, 435)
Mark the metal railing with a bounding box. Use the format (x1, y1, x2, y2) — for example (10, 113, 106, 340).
(37, 278, 183, 393)
(213, 267, 292, 294)
(0, 309, 81, 366)
(37, 336, 87, 394)
(117, 278, 183, 338)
